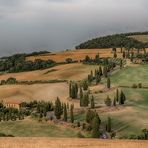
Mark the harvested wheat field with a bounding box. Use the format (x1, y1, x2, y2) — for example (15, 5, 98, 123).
(0, 83, 81, 108)
(0, 83, 68, 102)
(26, 48, 119, 63)
(26, 48, 148, 63)
(0, 63, 100, 81)
(0, 138, 147, 148)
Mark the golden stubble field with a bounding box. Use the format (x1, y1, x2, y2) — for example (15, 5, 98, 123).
(26, 48, 114, 63)
(0, 83, 81, 108)
(0, 138, 147, 148)
(0, 63, 100, 81)
(0, 83, 68, 102)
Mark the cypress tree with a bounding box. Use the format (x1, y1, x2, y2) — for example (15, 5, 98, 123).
(80, 87, 83, 107)
(106, 117, 112, 133)
(91, 70, 93, 80)
(83, 81, 88, 90)
(122, 51, 126, 58)
(92, 116, 100, 138)
(83, 93, 89, 107)
(71, 83, 78, 99)
(69, 82, 72, 98)
(90, 95, 95, 109)
(99, 66, 103, 76)
(104, 95, 112, 106)
(120, 59, 123, 69)
(95, 112, 101, 125)
(130, 52, 134, 62)
(95, 53, 100, 63)
(119, 91, 126, 105)
(67, 102, 69, 110)
(54, 97, 62, 119)
(113, 52, 117, 58)
(88, 74, 92, 83)
(70, 104, 74, 123)
(103, 66, 108, 77)
(113, 96, 116, 106)
(107, 77, 111, 89)
(63, 104, 67, 122)
(116, 89, 119, 102)
(95, 74, 101, 84)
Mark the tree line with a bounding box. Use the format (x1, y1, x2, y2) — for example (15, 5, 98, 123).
(0, 53, 55, 73)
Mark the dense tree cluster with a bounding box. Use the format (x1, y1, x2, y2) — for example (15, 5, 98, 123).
(69, 82, 78, 99)
(85, 110, 101, 138)
(0, 54, 55, 73)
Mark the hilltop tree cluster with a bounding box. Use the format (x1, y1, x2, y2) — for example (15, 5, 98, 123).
(76, 33, 148, 49)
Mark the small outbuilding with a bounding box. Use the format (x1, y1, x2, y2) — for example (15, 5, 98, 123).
(3, 101, 22, 110)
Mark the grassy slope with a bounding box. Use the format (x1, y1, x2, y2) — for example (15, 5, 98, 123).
(102, 65, 148, 137)
(0, 118, 77, 137)
(74, 65, 148, 138)
(110, 65, 148, 86)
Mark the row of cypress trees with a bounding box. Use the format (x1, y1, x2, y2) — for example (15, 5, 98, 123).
(54, 97, 74, 123)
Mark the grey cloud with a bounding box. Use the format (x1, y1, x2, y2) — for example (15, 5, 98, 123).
(0, 0, 148, 56)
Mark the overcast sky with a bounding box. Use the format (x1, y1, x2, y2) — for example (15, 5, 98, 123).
(0, 0, 148, 56)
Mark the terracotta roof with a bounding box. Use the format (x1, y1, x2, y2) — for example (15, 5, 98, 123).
(3, 101, 22, 105)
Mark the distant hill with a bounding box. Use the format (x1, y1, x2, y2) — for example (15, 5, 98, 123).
(76, 32, 148, 49)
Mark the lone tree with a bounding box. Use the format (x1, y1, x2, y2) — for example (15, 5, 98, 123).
(63, 103, 67, 122)
(104, 95, 112, 106)
(99, 66, 103, 76)
(122, 51, 126, 58)
(80, 87, 83, 107)
(69, 82, 78, 99)
(54, 97, 62, 119)
(90, 95, 95, 109)
(82, 93, 89, 107)
(113, 96, 116, 106)
(113, 52, 117, 58)
(69, 82, 72, 98)
(92, 116, 100, 138)
(119, 91, 126, 105)
(120, 59, 123, 69)
(70, 104, 74, 123)
(116, 89, 119, 102)
(106, 117, 112, 133)
(103, 66, 108, 77)
(107, 77, 111, 89)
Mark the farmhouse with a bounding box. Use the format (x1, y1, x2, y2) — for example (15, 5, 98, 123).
(3, 101, 22, 110)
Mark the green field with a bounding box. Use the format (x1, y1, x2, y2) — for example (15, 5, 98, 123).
(96, 65, 148, 138)
(0, 118, 78, 137)
(110, 65, 148, 87)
